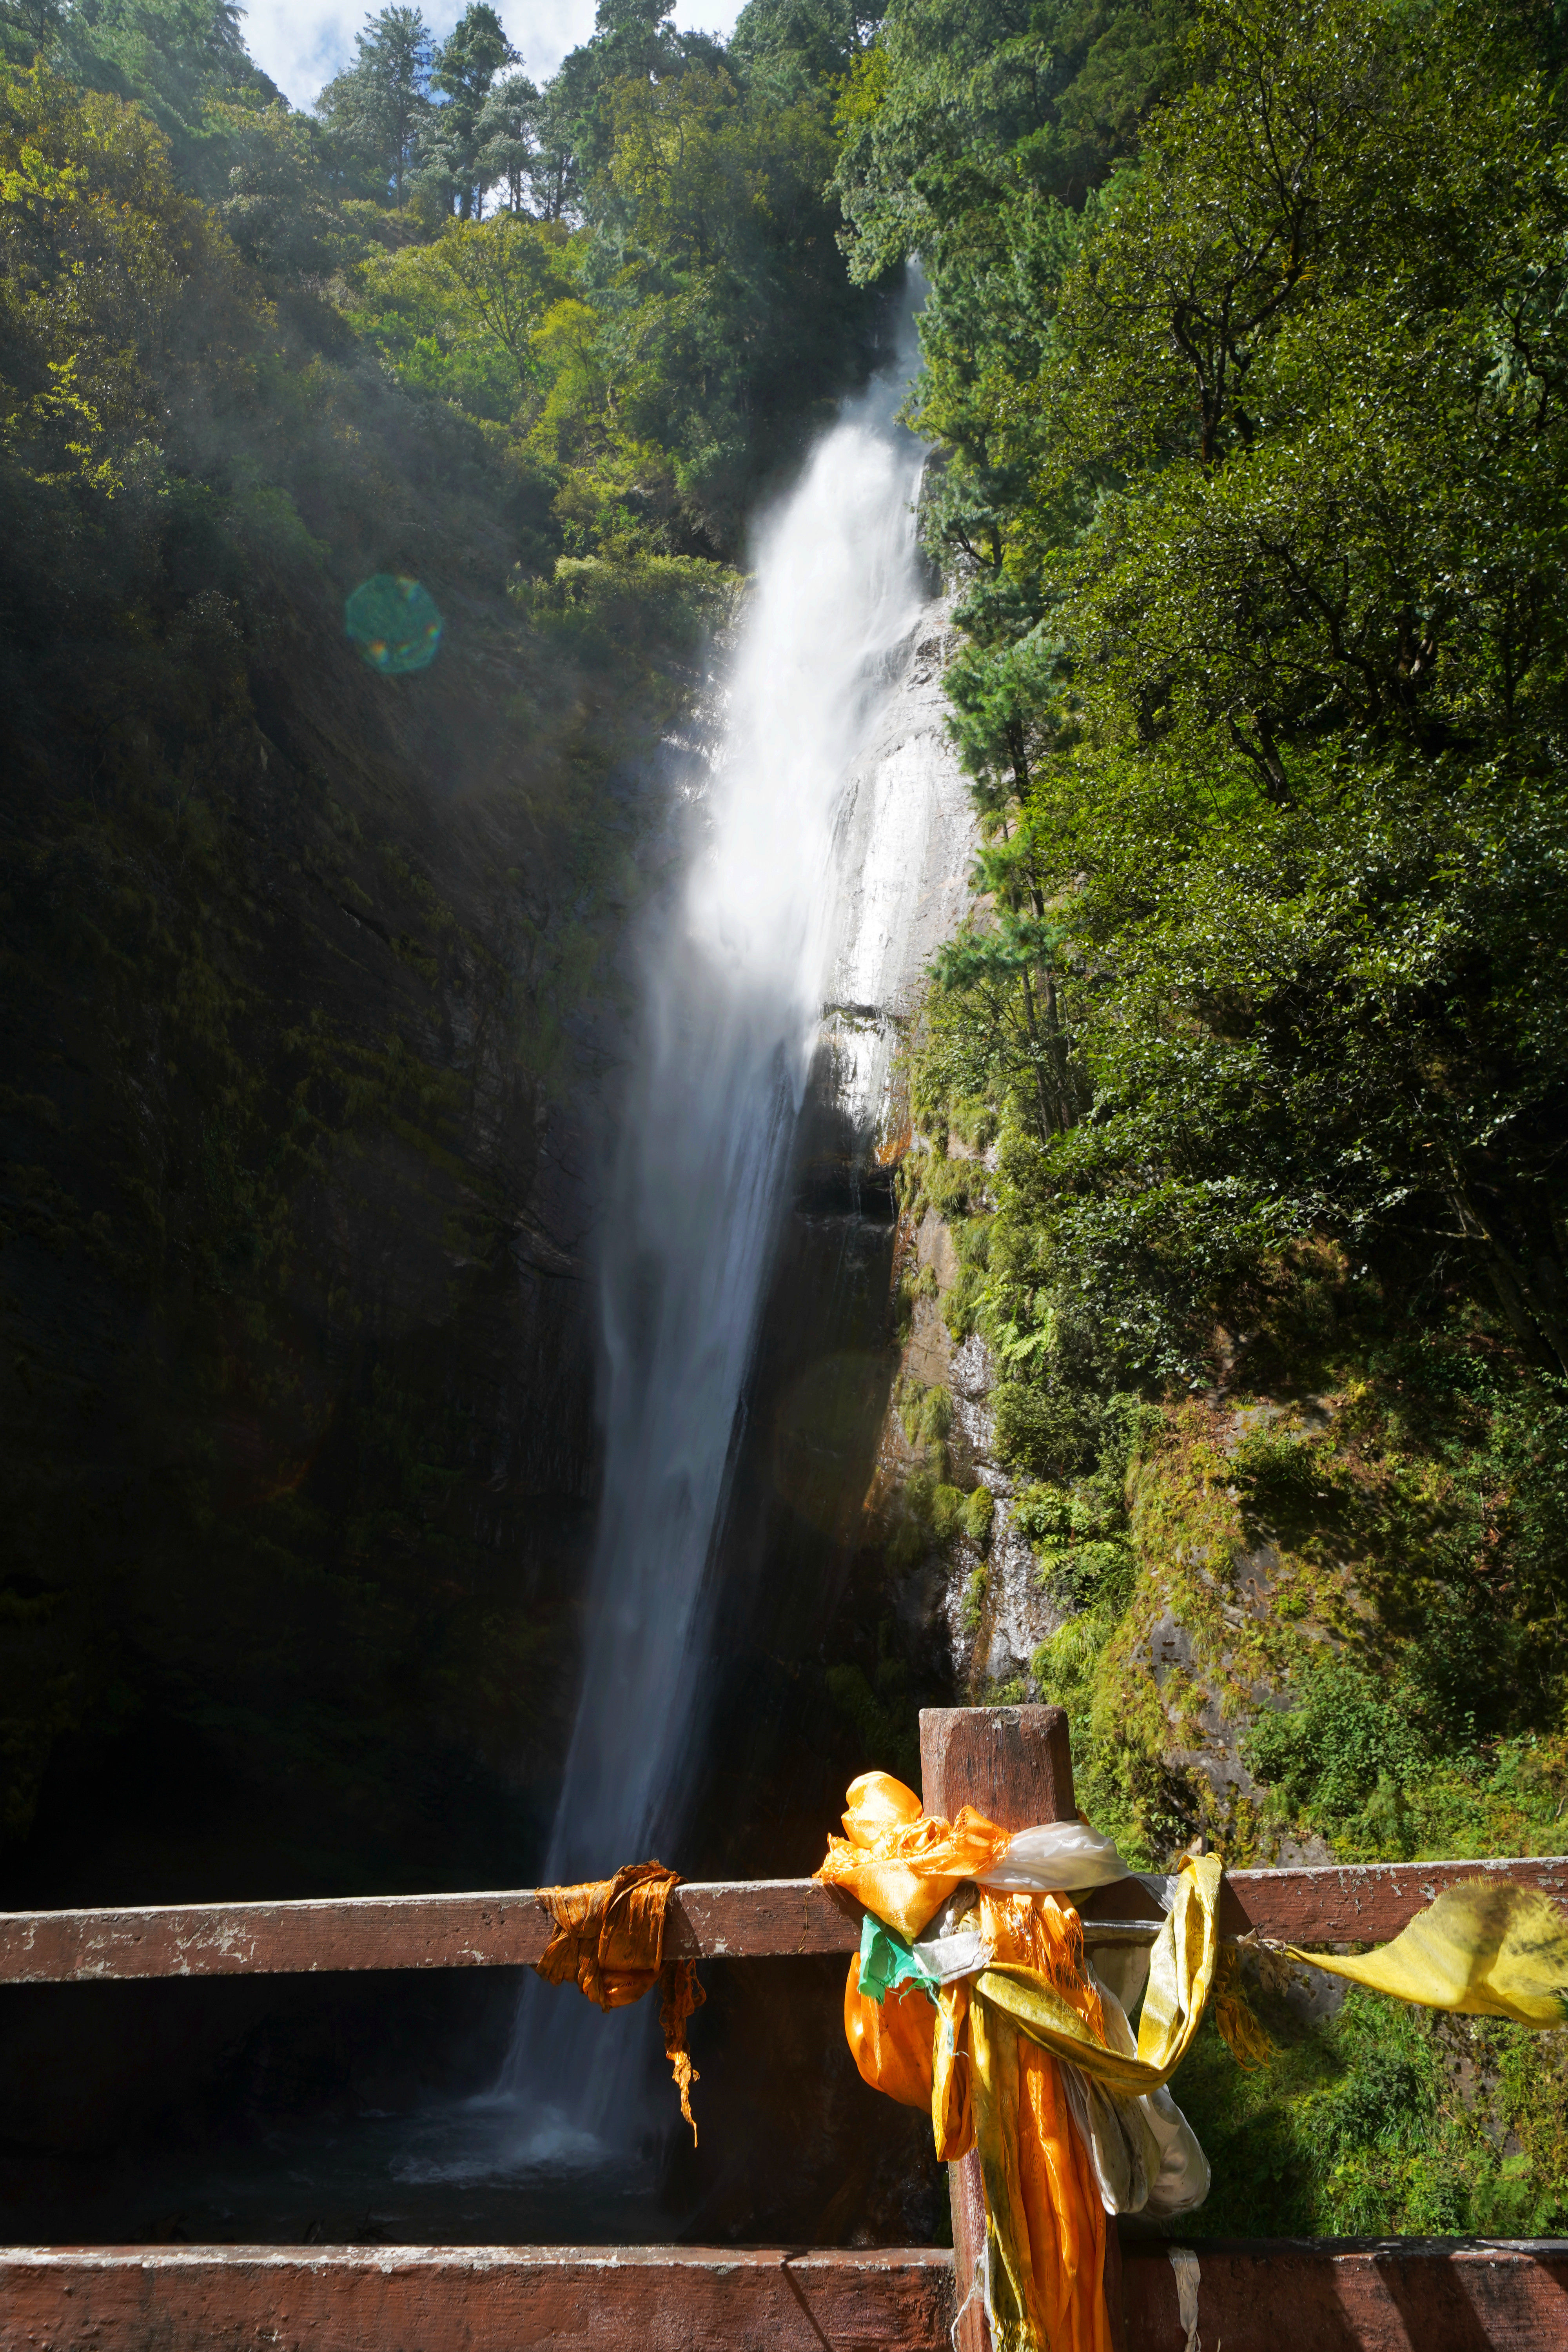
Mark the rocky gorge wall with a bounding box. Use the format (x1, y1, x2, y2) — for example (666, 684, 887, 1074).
(0, 481, 732, 2221)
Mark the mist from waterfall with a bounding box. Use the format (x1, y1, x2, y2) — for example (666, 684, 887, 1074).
(479, 292, 929, 2155)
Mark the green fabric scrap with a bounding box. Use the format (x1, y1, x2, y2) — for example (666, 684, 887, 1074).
(858, 1910, 942, 2003)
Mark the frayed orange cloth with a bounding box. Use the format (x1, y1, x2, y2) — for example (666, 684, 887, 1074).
(843, 1889, 1111, 2352)
(536, 1859, 679, 2005)
(844, 1966, 936, 2112)
(534, 1858, 706, 2141)
(815, 1768, 1013, 1938)
(970, 1893, 1110, 2352)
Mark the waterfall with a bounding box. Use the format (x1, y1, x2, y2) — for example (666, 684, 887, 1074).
(482, 290, 931, 2158)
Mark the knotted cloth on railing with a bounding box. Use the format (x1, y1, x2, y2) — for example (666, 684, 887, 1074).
(534, 1859, 705, 2141)
(817, 1771, 1568, 2352)
(817, 1774, 1223, 2352)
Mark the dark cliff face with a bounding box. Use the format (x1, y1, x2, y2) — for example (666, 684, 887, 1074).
(0, 419, 657, 1916)
(0, 562, 951, 2246)
(0, 386, 679, 2220)
(0, 85, 906, 2209)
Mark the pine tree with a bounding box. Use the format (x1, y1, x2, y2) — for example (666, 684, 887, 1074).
(473, 69, 540, 213)
(420, 1, 516, 216)
(316, 4, 435, 203)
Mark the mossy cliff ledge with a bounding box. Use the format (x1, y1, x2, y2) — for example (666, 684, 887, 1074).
(874, 1159, 1568, 1877)
(857, 1152, 1568, 2236)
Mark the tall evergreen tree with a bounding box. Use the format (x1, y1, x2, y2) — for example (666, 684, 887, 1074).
(316, 3, 434, 201)
(473, 66, 540, 212)
(729, 0, 881, 96)
(420, 0, 516, 216)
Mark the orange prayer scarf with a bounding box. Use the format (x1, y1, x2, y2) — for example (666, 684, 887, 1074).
(818, 1770, 1013, 1938)
(534, 1858, 706, 2141)
(825, 1776, 1111, 2352)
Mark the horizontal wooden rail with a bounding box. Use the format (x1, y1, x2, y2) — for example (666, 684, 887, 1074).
(0, 1880, 860, 1984)
(1088, 1849, 1568, 1944)
(1119, 2235, 1568, 2351)
(1, 1854, 1563, 1985)
(3, 2238, 1566, 2352)
(0, 2246, 954, 2352)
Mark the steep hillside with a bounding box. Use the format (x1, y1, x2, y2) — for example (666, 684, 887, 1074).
(835, 0, 1568, 2239)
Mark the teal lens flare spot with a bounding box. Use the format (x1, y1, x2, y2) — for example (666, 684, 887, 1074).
(345, 575, 443, 674)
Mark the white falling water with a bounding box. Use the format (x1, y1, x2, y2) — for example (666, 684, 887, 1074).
(479, 294, 938, 2159)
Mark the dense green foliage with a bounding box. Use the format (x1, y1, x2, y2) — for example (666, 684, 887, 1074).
(907, 0, 1568, 1390)
(857, 0, 1568, 2234)
(1179, 1984, 1568, 2238)
(877, 0, 1568, 1803)
(307, 0, 886, 552)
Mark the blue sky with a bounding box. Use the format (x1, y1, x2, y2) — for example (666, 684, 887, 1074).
(243, 0, 742, 111)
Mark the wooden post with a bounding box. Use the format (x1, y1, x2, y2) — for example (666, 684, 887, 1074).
(918, 1705, 1124, 2352)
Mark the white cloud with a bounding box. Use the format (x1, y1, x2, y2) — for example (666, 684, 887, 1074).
(242, 0, 741, 113)
(664, 0, 741, 48)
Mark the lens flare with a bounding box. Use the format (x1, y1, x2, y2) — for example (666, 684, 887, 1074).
(345, 575, 442, 673)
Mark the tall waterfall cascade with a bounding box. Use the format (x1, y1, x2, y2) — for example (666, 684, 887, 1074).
(488, 290, 978, 2158)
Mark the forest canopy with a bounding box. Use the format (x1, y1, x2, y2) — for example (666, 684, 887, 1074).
(909, 0, 1568, 1384)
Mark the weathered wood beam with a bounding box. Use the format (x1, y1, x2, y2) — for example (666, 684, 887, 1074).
(0, 1880, 862, 1984)
(1119, 2233, 1568, 2352)
(5, 2238, 1566, 2352)
(2, 1853, 1563, 1985)
(0, 2247, 957, 2352)
(1081, 1851, 1568, 1945)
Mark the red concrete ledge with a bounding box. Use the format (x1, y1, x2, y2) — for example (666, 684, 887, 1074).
(5, 2239, 1567, 2352)
(0, 2245, 956, 2352)
(1, 1855, 1564, 1984)
(1120, 2234, 1568, 2351)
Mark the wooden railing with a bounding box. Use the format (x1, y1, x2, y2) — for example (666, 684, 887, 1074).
(2, 1704, 1565, 2352)
(4, 1850, 1565, 1984)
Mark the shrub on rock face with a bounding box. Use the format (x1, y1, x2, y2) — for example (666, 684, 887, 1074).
(962, 1483, 994, 1546)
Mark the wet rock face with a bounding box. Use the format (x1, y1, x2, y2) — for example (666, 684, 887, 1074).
(902, 1214, 959, 1387)
(877, 1221, 1061, 1695)
(949, 1332, 1067, 1685)
(804, 603, 1065, 1701)
(816, 606, 978, 1167)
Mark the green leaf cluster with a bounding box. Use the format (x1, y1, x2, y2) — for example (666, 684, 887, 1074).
(898, 0, 1568, 1419)
(875, 13, 1568, 2241)
(1176, 1985, 1568, 2241)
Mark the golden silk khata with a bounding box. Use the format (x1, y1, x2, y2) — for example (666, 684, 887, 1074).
(815, 1771, 1568, 2352)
